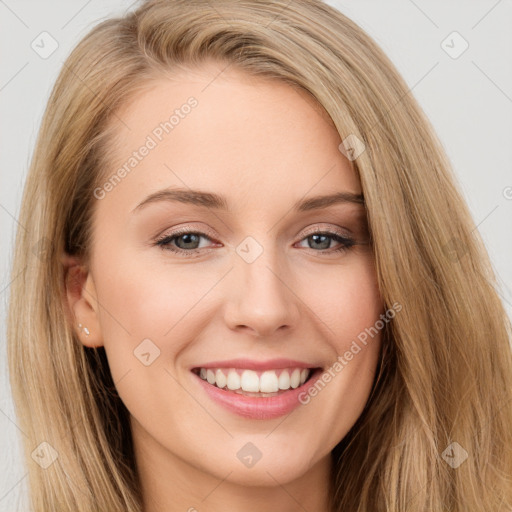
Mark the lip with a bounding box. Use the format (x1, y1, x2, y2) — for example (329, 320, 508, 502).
(191, 365, 324, 420)
(190, 358, 319, 372)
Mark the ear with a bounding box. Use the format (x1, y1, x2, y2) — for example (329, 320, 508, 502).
(60, 252, 104, 348)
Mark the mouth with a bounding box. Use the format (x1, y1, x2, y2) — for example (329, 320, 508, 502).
(191, 366, 321, 397)
(190, 358, 325, 419)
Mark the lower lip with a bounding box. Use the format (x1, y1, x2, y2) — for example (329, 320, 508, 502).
(192, 369, 323, 420)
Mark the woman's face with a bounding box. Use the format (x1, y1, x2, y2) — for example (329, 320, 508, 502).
(74, 62, 383, 491)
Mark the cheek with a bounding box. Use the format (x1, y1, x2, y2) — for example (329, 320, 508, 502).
(94, 253, 211, 345)
(92, 252, 233, 413)
(300, 253, 383, 348)
(296, 254, 383, 414)
(93, 257, 204, 424)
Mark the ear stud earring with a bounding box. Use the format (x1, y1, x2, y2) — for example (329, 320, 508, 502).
(78, 323, 90, 336)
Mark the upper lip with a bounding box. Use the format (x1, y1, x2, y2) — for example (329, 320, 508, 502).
(190, 358, 322, 372)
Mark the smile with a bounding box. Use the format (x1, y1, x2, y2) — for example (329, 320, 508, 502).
(192, 367, 312, 396)
(190, 359, 324, 419)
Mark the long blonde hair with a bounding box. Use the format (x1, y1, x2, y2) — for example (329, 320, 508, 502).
(7, 0, 512, 510)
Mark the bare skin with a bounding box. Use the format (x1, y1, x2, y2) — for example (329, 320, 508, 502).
(64, 61, 383, 512)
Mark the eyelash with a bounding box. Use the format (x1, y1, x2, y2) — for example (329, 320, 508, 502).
(154, 227, 356, 257)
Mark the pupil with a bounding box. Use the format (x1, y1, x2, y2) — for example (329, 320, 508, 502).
(179, 234, 199, 249)
(311, 234, 329, 250)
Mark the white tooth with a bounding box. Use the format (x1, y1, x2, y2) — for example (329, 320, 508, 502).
(259, 370, 279, 393)
(206, 369, 215, 385)
(278, 369, 291, 390)
(300, 369, 309, 385)
(290, 368, 301, 388)
(215, 369, 227, 389)
(240, 370, 259, 392)
(199, 368, 207, 379)
(226, 369, 241, 390)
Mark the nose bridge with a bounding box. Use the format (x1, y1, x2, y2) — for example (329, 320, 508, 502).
(224, 235, 300, 336)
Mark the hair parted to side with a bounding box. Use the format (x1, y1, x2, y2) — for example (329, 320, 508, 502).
(7, 0, 512, 510)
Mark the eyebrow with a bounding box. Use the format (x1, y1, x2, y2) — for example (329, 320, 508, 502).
(131, 187, 365, 214)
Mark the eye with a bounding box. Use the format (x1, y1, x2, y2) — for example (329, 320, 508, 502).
(154, 228, 216, 257)
(154, 227, 357, 257)
(295, 230, 355, 254)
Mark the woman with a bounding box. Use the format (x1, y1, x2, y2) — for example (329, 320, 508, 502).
(7, 0, 512, 510)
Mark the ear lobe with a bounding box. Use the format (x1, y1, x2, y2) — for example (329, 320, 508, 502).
(61, 252, 104, 348)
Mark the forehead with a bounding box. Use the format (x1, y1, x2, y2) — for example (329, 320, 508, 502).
(97, 63, 361, 216)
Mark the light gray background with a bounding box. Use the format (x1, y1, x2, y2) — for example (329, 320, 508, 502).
(1, 1, 511, 510)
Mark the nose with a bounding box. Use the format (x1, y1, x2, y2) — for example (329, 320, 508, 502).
(223, 243, 301, 338)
